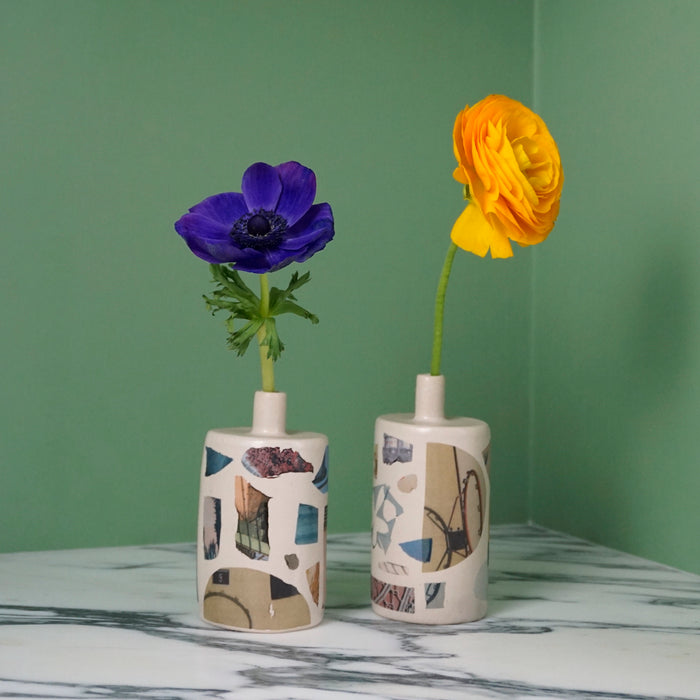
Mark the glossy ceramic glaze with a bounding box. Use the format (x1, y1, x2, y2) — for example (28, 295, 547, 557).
(197, 391, 328, 631)
(372, 374, 491, 623)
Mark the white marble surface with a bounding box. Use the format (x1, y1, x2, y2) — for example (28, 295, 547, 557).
(1, 525, 698, 699)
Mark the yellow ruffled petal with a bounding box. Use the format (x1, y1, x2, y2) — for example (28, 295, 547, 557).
(488, 225, 516, 258)
(450, 203, 513, 258)
(452, 165, 468, 185)
(452, 107, 469, 168)
(451, 95, 564, 252)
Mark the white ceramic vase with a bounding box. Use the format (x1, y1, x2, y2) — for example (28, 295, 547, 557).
(372, 374, 491, 624)
(196, 391, 328, 632)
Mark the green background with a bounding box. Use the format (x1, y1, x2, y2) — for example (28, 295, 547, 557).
(2, 1, 697, 574)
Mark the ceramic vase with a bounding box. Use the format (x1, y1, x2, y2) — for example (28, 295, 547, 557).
(196, 391, 328, 632)
(371, 374, 491, 624)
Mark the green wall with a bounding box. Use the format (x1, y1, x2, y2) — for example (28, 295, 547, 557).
(4, 1, 697, 574)
(532, 0, 700, 573)
(1, 0, 534, 552)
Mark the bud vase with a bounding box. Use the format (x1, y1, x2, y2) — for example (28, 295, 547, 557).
(371, 374, 490, 624)
(196, 391, 328, 632)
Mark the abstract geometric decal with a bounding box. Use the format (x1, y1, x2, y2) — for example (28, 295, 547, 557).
(203, 567, 310, 631)
(482, 443, 491, 474)
(400, 538, 433, 563)
(205, 447, 233, 476)
(398, 474, 418, 493)
(306, 562, 320, 606)
(372, 484, 403, 552)
(312, 447, 329, 493)
(382, 434, 413, 465)
(212, 568, 229, 585)
(463, 469, 485, 553)
(378, 560, 408, 576)
(425, 582, 445, 609)
(234, 476, 270, 560)
(202, 496, 221, 560)
(269, 574, 300, 600)
(422, 442, 487, 573)
(295, 503, 319, 544)
(371, 576, 415, 613)
(242, 446, 313, 478)
(285, 553, 299, 570)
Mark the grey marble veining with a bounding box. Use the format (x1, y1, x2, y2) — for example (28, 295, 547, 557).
(1, 525, 698, 699)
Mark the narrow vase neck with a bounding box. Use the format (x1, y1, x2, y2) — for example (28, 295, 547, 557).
(414, 374, 445, 422)
(252, 391, 287, 435)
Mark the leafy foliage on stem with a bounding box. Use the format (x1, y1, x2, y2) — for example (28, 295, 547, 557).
(204, 264, 318, 361)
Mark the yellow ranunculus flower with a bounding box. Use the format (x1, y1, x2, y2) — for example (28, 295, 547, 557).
(451, 95, 564, 258)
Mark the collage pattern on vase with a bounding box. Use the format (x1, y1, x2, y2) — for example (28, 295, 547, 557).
(198, 440, 328, 631)
(371, 434, 490, 615)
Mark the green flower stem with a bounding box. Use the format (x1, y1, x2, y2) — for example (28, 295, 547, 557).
(430, 241, 458, 376)
(257, 273, 275, 392)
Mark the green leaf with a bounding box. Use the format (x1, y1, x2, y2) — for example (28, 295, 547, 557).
(210, 264, 260, 307)
(273, 299, 319, 323)
(227, 318, 263, 356)
(268, 270, 317, 322)
(259, 318, 284, 362)
(200, 265, 320, 362)
(203, 264, 261, 323)
(204, 294, 255, 318)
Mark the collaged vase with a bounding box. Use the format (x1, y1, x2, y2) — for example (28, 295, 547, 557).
(372, 374, 490, 624)
(197, 391, 328, 632)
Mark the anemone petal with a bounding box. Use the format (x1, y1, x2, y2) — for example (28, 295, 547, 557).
(280, 203, 335, 251)
(291, 225, 335, 262)
(175, 212, 229, 243)
(188, 192, 248, 225)
(175, 213, 245, 264)
(236, 248, 287, 273)
(263, 249, 299, 272)
(274, 161, 317, 226)
(242, 162, 282, 211)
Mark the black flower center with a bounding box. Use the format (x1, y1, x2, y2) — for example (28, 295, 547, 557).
(247, 214, 271, 237)
(230, 209, 288, 251)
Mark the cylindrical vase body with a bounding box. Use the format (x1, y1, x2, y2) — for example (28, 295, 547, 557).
(197, 392, 328, 632)
(371, 375, 490, 624)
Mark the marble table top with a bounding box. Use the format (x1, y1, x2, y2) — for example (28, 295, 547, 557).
(1, 525, 698, 699)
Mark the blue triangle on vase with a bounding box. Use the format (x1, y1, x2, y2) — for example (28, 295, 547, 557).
(205, 447, 233, 476)
(376, 529, 392, 553)
(375, 484, 404, 521)
(295, 503, 319, 545)
(400, 538, 433, 562)
(312, 448, 329, 493)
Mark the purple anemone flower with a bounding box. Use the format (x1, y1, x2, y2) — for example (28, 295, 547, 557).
(175, 161, 334, 273)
